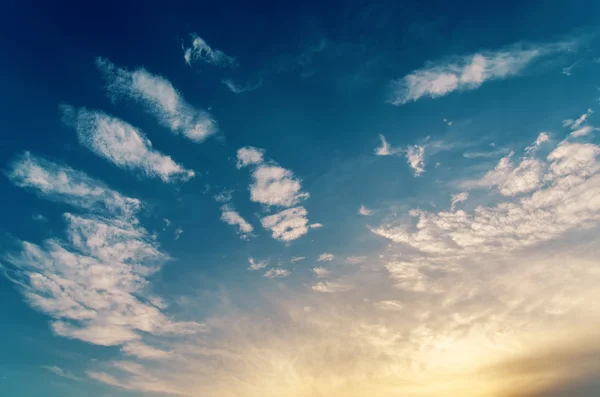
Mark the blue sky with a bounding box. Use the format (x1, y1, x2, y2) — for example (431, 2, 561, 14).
(2, 1, 600, 396)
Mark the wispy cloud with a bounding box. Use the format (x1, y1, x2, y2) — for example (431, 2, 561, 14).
(96, 57, 217, 142)
(358, 205, 373, 216)
(222, 78, 263, 94)
(63, 106, 194, 183)
(183, 33, 236, 67)
(563, 108, 597, 137)
(311, 281, 352, 293)
(450, 192, 468, 210)
(374, 134, 401, 156)
(264, 268, 290, 279)
(248, 257, 268, 271)
(121, 342, 170, 360)
(406, 145, 426, 176)
(42, 365, 82, 381)
(220, 205, 254, 239)
(312, 267, 330, 278)
(290, 256, 305, 263)
(4, 155, 205, 349)
(6, 152, 140, 219)
(389, 40, 574, 104)
(317, 253, 334, 262)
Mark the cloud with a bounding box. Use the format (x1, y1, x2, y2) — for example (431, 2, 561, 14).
(374, 300, 404, 311)
(358, 205, 373, 216)
(312, 267, 330, 278)
(317, 253, 334, 262)
(309, 223, 323, 229)
(63, 106, 194, 183)
(374, 134, 401, 156)
(96, 58, 216, 143)
(236, 146, 265, 169)
(406, 145, 426, 176)
(570, 126, 594, 137)
(42, 365, 82, 381)
(220, 205, 254, 239)
(389, 40, 572, 104)
(311, 281, 352, 293)
(563, 108, 592, 129)
(183, 33, 236, 67)
(290, 256, 305, 263)
(345, 256, 366, 264)
(222, 78, 263, 94)
(174, 228, 183, 240)
(121, 342, 169, 360)
(450, 192, 469, 210)
(4, 157, 205, 349)
(248, 257, 268, 271)
(249, 165, 309, 207)
(6, 152, 140, 219)
(261, 207, 310, 242)
(32, 213, 48, 222)
(473, 152, 544, 196)
(264, 268, 290, 279)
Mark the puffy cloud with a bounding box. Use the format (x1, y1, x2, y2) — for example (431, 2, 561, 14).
(96, 58, 216, 142)
(183, 33, 236, 67)
(317, 253, 334, 262)
(220, 205, 254, 239)
(358, 205, 373, 216)
(6, 152, 140, 219)
(236, 146, 265, 169)
(312, 267, 330, 278)
(63, 106, 194, 182)
(406, 145, 426, 176)
(389, 41, 572, 104)
(248, 257, 268, 271)
(264, 268, 290, 279)
(261, 207, 310, 242)
(249, 165, 309, 207)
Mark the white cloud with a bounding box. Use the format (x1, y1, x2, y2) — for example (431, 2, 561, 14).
(358, 205, 373, 216)
(4, 157, 205, 349)
(374, 134, 401, 156)
(42, 365, 82, 381)
(236, 146, 265, 169)
(220, 205, 254, 238)
(96, 58, 216, 143)
(222, 78, 262, 94)
(32, 213, 48, 222)
(311, 281, 352, 293)
(443, 118, 453, 126)
(64, 106, 194, 183)
(374, 300, 404, 311)
(525, 132, 550, 154)
(389, 41, 571, 104)
(6, 152, 140, 219)
(563, 108, 592, 129)
(183, 33, 236, 67)
(250, 165, 309, 207)
(475, 152, 544, 196)
(450, 192, 469, 210)
(346, 256, 366, 264)
(214, 190, 233, 203)
(406, 145, 426, 176)
(312, 267, 330, 278)
(264, 268, 290, 279)
(309, 223, 323, 229)
(248, 257, 268, 271)
(290, 256, 305, 263)
(317, 253, 334, 262)
(570, 126, 594, 137)
(261, 207, 310, 242)
(121, 342, 169, 360)
(174, 228, 183, 240)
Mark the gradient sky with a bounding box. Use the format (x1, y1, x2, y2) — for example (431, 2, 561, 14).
(2, 1, 600, 396)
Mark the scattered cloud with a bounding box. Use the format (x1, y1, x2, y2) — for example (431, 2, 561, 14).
(236, 146, 265, 169)
(311, 281, 352, 293)
(406, 145, 426, 176)
(96, 57, 217, 142)
(389, 40, 573, 104)
(220, 205, 254, 239)
(214, 190, 233, 203)
(374, 300, 404, 311)
(346, 256, 366, 264)
(261, 207, 310, 242)
(312, 267, 330, 278)
(443, 118, 453, 126)
(309, 223, 323, 229)
(121, 342, 169, 360)
(317, 253, 334, 262)
(222, 78, 263, 94)
(358, 205, 373, 216)
(463, 147, 511, 159)
(264, 268, 290, 279)
(248, 257, 268, 271)
(6, 152, 140, 219)
(290, 256, 305, 263)
(183, 33, 236, 67)
(450, 192, 469, 210)
(570, 126, 594, 137)
(32, 213, 48, 222)
(42, 365, 82, 382)
(563, 108, 593, 129)
(174, 228, 183, 240)
(249, 165, 309, 207)
(374, 134, 401, 156)
(63, 106, 194, 182)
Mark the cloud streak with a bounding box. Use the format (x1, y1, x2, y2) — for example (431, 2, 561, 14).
(183, 33, 236, 67)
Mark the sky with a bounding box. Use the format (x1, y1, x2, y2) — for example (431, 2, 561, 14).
(1, 1, 600, 396)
